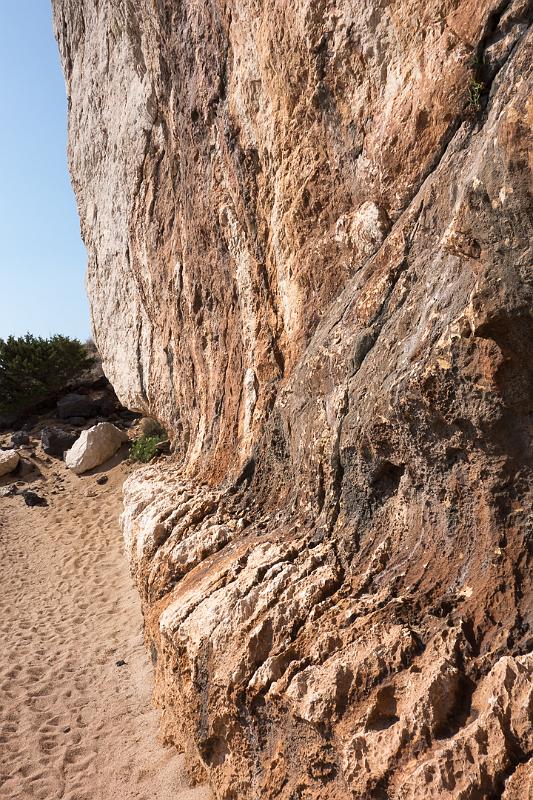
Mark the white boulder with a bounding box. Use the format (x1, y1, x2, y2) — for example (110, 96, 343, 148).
(65, 423, 128, 475)
(0, 449, 19, 477)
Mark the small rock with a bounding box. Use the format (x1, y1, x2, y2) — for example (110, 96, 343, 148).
(62, 726, 71, 734)
(96, 475, 109, 485)
(21, 490, 48, 507)
(0, 485, 18, 498)
(116, 659, 126, 667)
(11, 431, 30, 447)
(0, 450, 20, 477)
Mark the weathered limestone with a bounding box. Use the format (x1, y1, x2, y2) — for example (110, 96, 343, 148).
(53, 1, 532, 798)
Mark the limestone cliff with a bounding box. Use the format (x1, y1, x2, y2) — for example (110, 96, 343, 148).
(53, 1, 532, 797)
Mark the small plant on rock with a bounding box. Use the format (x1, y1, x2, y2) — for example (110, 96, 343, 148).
(468, 78, 485, 112)
(466, 51, 486, 113)
(130, 433, 166, 463)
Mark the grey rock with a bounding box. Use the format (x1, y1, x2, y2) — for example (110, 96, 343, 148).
(11, 431, 30, 447)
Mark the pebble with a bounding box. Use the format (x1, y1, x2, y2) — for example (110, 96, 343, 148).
(21, 490, 48, 508)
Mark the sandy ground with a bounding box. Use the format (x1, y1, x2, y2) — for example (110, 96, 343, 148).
(0, 445, 211, 800)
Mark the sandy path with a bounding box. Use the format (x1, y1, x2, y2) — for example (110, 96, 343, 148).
(0, 451, 210, 800)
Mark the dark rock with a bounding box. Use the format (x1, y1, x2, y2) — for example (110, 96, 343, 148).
(96, 475, 109, 485)
(41, 428, 79, 459)
(21, 490, 48, 507)
(97, 394, 120, 416)
(119, 410, 139, 421)
(67, 417, 87, 426)
(116, 659, 126, 667)
(90, 375, 110, 390)
(11, 431, 30, 447)
(62, 726, 71, 734)
(57, 393, 99, 420)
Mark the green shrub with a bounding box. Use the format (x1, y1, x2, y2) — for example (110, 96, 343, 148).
(130, 433, 165, 463)
(0, 334, 94, 416)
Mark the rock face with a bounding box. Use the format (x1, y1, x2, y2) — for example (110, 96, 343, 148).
(53, 1, 532, 798)
(65, 423, 128, 475)
(0, 449, 19, 477)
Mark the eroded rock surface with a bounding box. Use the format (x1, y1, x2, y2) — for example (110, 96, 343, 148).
(53, 0, 532, 797)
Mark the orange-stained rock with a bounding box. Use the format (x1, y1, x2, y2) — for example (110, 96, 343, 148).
(53, 1, 533, 797)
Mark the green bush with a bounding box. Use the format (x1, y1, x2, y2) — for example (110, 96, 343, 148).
(130, 433, 165, 463)
(0, 334, 94, 416)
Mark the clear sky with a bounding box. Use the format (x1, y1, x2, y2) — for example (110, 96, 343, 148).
(0, 3, 90, 342)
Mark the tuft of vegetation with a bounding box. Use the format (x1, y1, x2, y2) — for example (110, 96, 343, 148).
(468, 79, 485, 112)
(130, 433, 166, 463)
(0, 334, 94, 416)
(466, 51, 486, 113)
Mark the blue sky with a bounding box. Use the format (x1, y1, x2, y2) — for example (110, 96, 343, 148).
(0, 3, 90, 342)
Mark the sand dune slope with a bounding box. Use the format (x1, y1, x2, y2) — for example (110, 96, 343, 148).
(0, 455, 210, 800)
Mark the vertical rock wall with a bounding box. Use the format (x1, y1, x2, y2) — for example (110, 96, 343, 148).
(53, 1, 532, 798)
